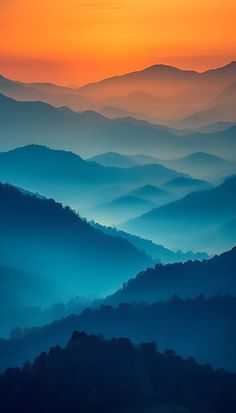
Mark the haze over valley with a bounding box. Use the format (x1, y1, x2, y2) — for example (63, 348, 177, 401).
(0, 57, 236, 413)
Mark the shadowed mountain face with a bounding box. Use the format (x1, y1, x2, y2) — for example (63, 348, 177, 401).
(109, 247, 236, 304)
(122, 176, 236, 253)
(0, 183, 152, 302)
(1, 93, 236, 159)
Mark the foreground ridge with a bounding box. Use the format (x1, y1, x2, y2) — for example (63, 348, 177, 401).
(1, 331, 236, 413)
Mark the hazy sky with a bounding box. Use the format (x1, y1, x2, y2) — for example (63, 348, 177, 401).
(0, 0, 235, 85)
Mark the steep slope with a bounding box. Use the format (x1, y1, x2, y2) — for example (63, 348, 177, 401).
(0, 183, 152, 301)
(123, 176, 236, 252)
(90, 221, 208, 263)
(110, 247, 236, 303)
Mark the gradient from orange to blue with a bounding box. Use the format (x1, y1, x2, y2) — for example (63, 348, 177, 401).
(0, 0, 235, 86)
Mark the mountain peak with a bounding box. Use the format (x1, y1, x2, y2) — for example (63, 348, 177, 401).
(144, 64, 183, 72)
(2, 144, 86, 164)
(183, 152, 222, 160)
(222, 60, 236, 69)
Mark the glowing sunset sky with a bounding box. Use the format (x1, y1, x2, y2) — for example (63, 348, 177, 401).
(0, 0, 235, 85)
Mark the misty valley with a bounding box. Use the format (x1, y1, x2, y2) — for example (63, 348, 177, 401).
(0, 61, 236, 413)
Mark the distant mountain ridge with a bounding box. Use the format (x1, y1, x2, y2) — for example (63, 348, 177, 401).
(161, 176, 212, 196)
(1, 93, 236, 159)
(0, 74, 94, 111)
(0, 144, 187, 211)
(167, 152, 236, 180)
(89, 195, 156, 225)
(88, 151, 139, 168)
(123, 176, 236, 252)
(90, 221, 209, 263)
(1, 61, 236, 124)
(128, 184, 175, 205)
(78, 61, 236, 99)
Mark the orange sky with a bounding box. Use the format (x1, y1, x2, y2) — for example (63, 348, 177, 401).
(0, 0, 235, 86)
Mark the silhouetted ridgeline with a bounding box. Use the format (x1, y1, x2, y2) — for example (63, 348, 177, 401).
(1, 93, 236, 159)
(0, 143, 186, 187)
(0, 143, 187, 212)
(108, 247, 236, 303)
(0, 182, 152, 302)
(0, 331, 235, 413)
(1, 62, 236, 124)
(0, 295, 235, 372)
